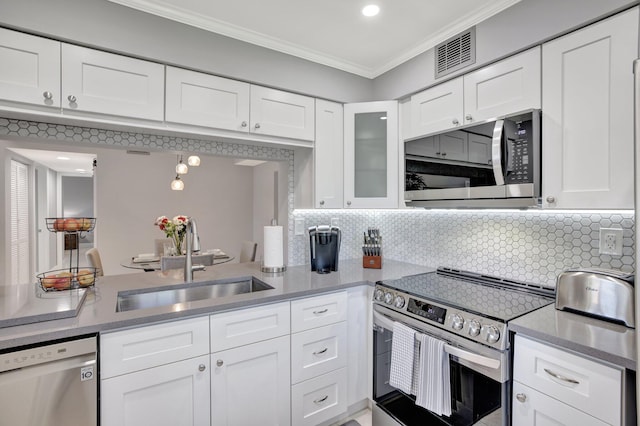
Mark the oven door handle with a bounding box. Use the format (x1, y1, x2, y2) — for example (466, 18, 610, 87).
(373, 310, 501, 370)
(444, 345, 500, 370)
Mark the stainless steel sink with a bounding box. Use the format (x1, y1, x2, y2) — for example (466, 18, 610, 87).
(116, 277, 273, 312)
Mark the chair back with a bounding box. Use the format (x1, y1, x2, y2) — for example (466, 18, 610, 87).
(86, 247, 104, 276)
(239, 241, 258, 263)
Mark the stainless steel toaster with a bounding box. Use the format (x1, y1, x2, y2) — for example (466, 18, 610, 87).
(555, 268, 635, 327)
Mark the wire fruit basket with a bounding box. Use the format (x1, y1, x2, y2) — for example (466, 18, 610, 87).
(45, 217, 96, 233)
(37, 267, 98, 292)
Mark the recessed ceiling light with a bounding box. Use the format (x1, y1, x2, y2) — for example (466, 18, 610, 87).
(362, 4, 380, 17)
(57, 156, 70, 160)
(234, 159, 267, 167)
(75, 168, 86, 172)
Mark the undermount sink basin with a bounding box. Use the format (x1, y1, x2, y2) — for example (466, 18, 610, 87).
(116, 277, 273, 312)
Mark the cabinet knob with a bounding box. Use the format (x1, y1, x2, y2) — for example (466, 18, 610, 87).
(435, 152, 441, 156)
(241, 121, 247, 128)
(198, 364, 206, 372)
(488, 159, 492, 165)
(254, 123, 261, 129)
(346, 201, 351, 206)
(452, 118, 459, 125)
(319, 200, 325, 206)
(515, 393, 527, 403)
(43, 91, 53, 100)
(546, 196, 556, 204)
(465, 114, 473, 121)
(67, 95, 77, 103)
(216, 359, 224, 367)
(441, 152, 447, 157)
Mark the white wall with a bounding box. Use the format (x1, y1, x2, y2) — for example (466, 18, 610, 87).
(0, 0, 373, 103)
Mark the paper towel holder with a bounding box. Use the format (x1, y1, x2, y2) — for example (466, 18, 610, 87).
(261, 264, 286, 273)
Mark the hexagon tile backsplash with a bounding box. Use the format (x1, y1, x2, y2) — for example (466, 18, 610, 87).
(292, 209, 635, 287)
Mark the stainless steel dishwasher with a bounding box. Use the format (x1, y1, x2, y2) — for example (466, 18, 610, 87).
(0, 335, 97, 425)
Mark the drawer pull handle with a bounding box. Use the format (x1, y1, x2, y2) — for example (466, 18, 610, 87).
(216, 359, 224, 367)
(313, 308, 329, 315)
(313, 395, 329, 404)
(515, 393, 527, 403)
(544, 368, 579, 385)
(313, 348, 328, 356)
(198, 364, 206, 372)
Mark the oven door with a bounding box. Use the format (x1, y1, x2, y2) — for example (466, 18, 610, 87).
(372, 305, 508, 426)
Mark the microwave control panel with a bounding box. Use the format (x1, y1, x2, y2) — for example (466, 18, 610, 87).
(505, 119, 533, 184)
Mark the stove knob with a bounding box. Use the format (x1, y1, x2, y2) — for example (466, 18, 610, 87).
(374, 288, 384, 302)
(451, 314, 464, 330)
(394, 295, 406, 308)
(468, 320, 481, 337)
(485, 326, 501, 344)
(384, 292, 394, 305)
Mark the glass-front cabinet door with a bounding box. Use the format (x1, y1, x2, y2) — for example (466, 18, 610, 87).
(344, 101, 398, 208)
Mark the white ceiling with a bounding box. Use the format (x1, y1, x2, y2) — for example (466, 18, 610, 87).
(108, 0, 521, 78)
(9, 148, 95, 175)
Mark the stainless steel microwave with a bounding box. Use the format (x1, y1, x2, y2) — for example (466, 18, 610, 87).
(404, 110, 541, 208)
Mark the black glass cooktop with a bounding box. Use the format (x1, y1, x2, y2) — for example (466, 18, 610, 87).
(378, 270, 554, 322)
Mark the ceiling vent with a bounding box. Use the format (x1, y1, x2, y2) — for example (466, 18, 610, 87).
(435, 27, 476, 79)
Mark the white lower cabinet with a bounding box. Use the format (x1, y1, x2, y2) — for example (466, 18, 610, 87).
(512, 381, 607, 426)
(513, 335, 623, 425)
(211, 335, 291, 426)
(101, 355, 211, 426)
(291, 368, 347, 426)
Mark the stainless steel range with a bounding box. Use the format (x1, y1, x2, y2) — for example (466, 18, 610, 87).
(372, 267, 554, 426)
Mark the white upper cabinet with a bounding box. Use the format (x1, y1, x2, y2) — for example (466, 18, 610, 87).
(408, 77, 463, 139)
(344, 101, 399, 208)
(165, 66, 250, 132)
(542, 7, 638, 209)
(406, 47, 541, 140)
(314, 100, 344, 208)
(61, 44, 165, 121)
(250, 85, 315, 141)
(0, 28, 60, 109)
(463, 47, 541, 123)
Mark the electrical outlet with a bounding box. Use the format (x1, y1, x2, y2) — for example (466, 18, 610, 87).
(294, 218, 305, 235)
(599, 228, 623, 256)
(331, 218, 340, 227)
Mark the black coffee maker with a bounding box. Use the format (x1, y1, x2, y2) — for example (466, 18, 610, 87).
(308, 225, 341, 273)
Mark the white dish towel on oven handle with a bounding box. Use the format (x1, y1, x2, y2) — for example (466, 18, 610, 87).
(388, 321, 416, 394)
(415, 332, 452, 416)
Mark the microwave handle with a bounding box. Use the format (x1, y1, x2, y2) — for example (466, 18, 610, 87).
(491, 119, 505, 186)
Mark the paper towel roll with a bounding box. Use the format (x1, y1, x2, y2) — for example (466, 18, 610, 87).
(263, 225, 284, 268)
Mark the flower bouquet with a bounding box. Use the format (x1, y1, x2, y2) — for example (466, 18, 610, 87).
(154, 215, 189, 255)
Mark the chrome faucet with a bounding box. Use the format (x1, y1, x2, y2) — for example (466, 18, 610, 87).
(184, 217, 204, 282)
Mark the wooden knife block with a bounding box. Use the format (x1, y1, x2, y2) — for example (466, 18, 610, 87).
(363, 255, 382, 269)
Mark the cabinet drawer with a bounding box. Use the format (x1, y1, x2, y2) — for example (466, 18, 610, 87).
(512, 381, 607, 426)
(514, 335, 621, 425)
(291, 291, 347, 333)
(210, 301, 290, 352)
(292, 368, 347, 426)
(100, 316, 209, 378)
(291, 322, 347, 383)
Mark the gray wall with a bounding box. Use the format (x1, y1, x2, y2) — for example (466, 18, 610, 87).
(0, 0, 373, 103)
(373, 0, 638, 100)
(62, 175, 94, 243)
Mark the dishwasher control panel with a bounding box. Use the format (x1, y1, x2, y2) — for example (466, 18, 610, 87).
(0, 336, 96, 373)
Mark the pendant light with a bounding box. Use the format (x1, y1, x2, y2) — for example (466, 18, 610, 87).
(187, 155, 201, 166)
(170, 174, 184, 191)
(176, 155, 188, 175)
